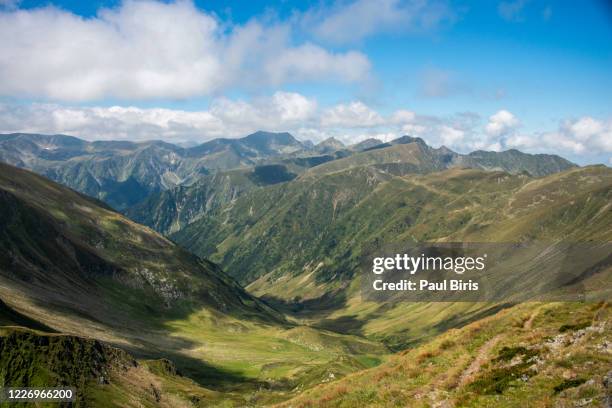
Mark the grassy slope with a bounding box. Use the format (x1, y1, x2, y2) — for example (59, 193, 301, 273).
(126, 165, 298, 236)
(0, 326, 221, 408)
(131, 139, 573, 240)
(173, 165, 611, 350)
(0, 152, 606, 407)
(0, 163, 390, 405)
(270, 166, 611, 348)
(276, 301, 611, 408)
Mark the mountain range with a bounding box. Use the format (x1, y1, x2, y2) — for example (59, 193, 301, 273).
(0, 131, 609, 407)
(0, 132, 574, 211)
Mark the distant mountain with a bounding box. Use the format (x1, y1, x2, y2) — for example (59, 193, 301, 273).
(457, 148, 577, 177)
(131, 137, 576, 238)
(0, 131, 309, 210)
(186, 131, 305, 161)
(305, 136, 575, 178)
(126, 167, 275, 235)
(350, 138, 383, 151)
(0, 132, 575, 211)
(315, 137, 346, 154)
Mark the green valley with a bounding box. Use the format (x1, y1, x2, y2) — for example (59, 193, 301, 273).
(1, 1, 610, 405)
(0, 132, 609, 407)
(0, 163, 389, 406)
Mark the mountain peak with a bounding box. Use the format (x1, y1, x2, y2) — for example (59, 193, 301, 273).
(315, 137, 345, 153)
(390, 135, 427, 146)
(317, 137, 345, 146)
(243, 131, 300, 146)
(350, 138, 383, 151)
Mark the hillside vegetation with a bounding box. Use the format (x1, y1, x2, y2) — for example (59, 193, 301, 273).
(0, 163, 390, 406)
(276, 301, 612, 408)
(0, 132, 607, 407)
(171, 164, 611, 350)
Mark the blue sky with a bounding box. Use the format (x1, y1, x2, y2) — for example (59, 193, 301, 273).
(0, 0, 611, 164)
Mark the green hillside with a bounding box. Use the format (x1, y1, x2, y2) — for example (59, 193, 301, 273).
(126, 165, 297, 236)
(129, 137, 576, 264)
(0, 163, 390, 406)
(276, 301, 612, 408)
(171, 164, 611, 349)
(0, 326, 223, 407)
(174, 165, 610, 289)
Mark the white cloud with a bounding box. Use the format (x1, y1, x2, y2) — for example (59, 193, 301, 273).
(271, 92, 318, 122)
(391, 109, 417, 124)
(401, 123, 427, 135)
(302, 0, 455, 45)
(265, 44, 370, 84)
(0, 1, 370, 101)
(0, 92, 319, 142)
(501, 117, 612, 156)
(485, 109, 520, 137)
(321, 102, 384, 128)
(569, 116, 604, 141)
(439, 125, 465, 145)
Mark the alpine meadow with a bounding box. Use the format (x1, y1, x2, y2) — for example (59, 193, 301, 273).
(0, 0, 611, 407)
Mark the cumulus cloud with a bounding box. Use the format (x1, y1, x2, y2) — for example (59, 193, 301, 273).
(506, 117, 612, 155)
(321, 102, 385, 128)
(485, 109, 520, 137)
(391, 109, 417, 124)
(302, 0, 455, 45)
(0, 0, 370, 101)
(439, 125, 465, 145)
(0, 92, 319, 142)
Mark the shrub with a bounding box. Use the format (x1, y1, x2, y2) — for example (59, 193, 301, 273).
(559, 321, 589, 332)
(553, 378, 586, 394)
(494, 346, 539, 362)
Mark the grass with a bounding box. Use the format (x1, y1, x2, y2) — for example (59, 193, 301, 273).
(275, 301, 612, 408)
(175, 165, 611, 353)
(1, 162, 611, 406)
(0, 163, 392, 406)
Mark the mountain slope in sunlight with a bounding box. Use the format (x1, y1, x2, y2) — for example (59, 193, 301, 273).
(0, 162, 389, 406)
(277, 301, 612, 408)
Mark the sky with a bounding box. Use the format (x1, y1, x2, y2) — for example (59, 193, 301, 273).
(0, 0, 611, 164)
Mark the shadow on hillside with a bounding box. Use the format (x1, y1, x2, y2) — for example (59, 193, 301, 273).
(260, 289, 349, 318)
(0, 297, 58, 333)
(1, 284, 266, 392)
(128, 345, 266, 391)
(432, 302, 515, 333)
(315, 315, 369, 335)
